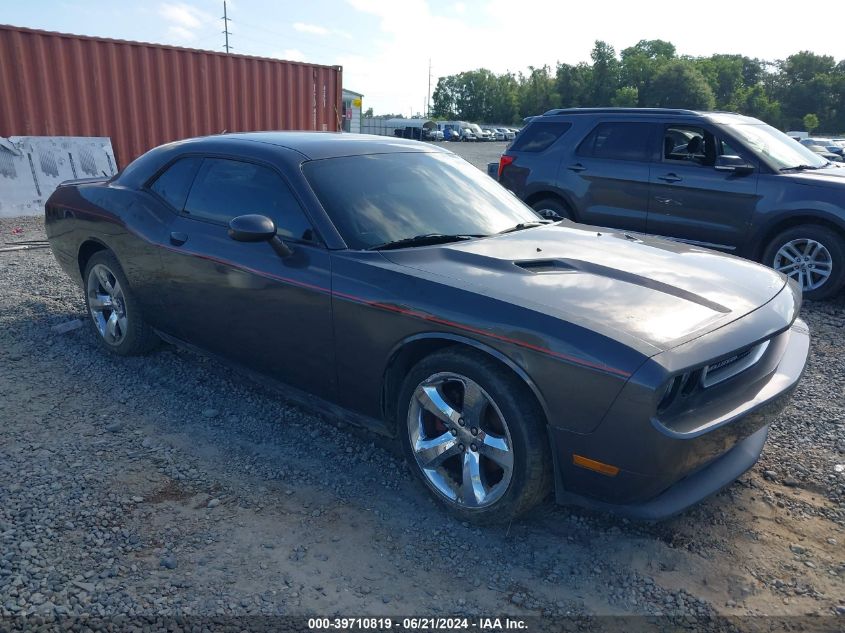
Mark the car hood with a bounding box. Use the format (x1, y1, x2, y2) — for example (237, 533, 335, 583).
(784, 164, 845, 185)
(380, 223, 787, 353)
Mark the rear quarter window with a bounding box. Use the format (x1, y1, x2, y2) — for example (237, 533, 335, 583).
(577, 122, 655, 161)
(149, 157, 202, 211)
(509, 121, 571, 152)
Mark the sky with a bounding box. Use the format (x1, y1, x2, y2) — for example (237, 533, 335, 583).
(4, 1, 845, 115)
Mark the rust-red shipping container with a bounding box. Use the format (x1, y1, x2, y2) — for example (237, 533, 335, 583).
(0, 24, 343, 167)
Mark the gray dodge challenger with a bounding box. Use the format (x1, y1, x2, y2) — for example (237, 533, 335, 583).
(45, 132, 810, 522)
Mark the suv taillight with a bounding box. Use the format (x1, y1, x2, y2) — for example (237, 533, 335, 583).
(498, 155, 515, 180)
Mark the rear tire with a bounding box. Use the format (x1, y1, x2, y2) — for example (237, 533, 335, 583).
(761, 225, 845, 300)
(398, 347, 551, 524)
(83, 250, 160, 356)
(531, 197, 573, 222)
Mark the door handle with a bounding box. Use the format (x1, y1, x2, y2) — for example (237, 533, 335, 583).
(169, 232, 188, 246)
(657, 173, 682, 183)
(568, 163, 586, 172)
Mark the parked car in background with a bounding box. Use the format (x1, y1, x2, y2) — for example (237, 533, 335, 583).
(787, 130, 809, 141)
(483, 126, 505, 141)
(461, 128, 477, 142)
(469, 123, 490, 141)
(429, 129, 444, 142)
(45, 132, 810, 522)
(498, 107, 845, 300)
(800, 137, 844, 156)
(800, 141, 844, 163)
(497, 128, 516, 141)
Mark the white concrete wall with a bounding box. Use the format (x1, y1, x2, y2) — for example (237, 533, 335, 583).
(0, 136, 116, 217)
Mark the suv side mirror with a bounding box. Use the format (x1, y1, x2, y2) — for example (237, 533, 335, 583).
(715, 155, 755, 174)
(228, 214, 277, 242)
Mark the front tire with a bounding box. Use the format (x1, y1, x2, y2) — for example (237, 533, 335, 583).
(531, 197, 573, 222)
(83, 250, 160, 356)
(762, 225, 845, 300)
(398, 348, 551, 524)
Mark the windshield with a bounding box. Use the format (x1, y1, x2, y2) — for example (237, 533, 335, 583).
(303, 151, 540, 250)
(726, 123, 827, 169)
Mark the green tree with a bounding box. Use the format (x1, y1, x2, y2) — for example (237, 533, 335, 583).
(611, 86, 639, 107)
(776, 52, 838, 130)
(645, 60, 716, 110)
(555, 62, 593, 107)
(590, 40, 619, 106)
(694, 54, 748, 109)
(518, 66, 558, 118)
(803, 113, 820, 134)
(431, 76, 458, 119)
(619, 39, 676, 105)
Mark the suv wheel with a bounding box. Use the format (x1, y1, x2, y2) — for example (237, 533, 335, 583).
(762, 225, 845, 300)
(398, 348, 551, 524)
(531, 197, 572, 222)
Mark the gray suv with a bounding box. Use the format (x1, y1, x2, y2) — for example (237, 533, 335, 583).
(498, 108, 845, 300)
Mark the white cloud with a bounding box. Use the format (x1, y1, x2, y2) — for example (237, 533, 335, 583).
(453, 2, 466, 14)
(158, 2, 215, 43)
(272, 49, 307, 62)
(293, 22, 330, 36)
(167, 25, 199, 42)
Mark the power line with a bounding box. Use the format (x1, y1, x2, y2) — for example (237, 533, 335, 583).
(221, 1, 232, 53)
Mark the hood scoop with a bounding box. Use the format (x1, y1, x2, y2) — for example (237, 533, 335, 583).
(514, 257, 730, 314)
(514, 259, 577, 273)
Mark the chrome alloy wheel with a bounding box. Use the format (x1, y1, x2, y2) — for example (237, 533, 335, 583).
(773, 238, 833, 292)
(86, 263, 128, 345)
(407, 372, 514, 508)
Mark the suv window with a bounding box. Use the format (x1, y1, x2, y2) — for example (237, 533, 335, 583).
(149, 157, 202, 211)
(578, 122, 654, 161)
(663, 125, 716, 166)
(510, 122, 571, 152)
(184, 158, 315, 241)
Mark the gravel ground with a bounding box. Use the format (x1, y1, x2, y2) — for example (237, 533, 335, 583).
(0, 213, 843, 629)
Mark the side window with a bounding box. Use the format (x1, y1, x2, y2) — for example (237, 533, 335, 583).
(662, 125, 716, 166)
(149, 157, 202, 211)
(577, 122, 654, 161)
(509, 121, 571, 152)
(184, 158, 315, 241)
(719, 138, 741, 157)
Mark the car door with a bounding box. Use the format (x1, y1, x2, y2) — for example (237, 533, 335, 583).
(155, 155, 336, 399)
(564, 120, 657, 232)
(647, 123, 760, 251)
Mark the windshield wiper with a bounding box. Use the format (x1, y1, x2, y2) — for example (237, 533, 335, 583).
(780, 164, 821, 172)
(367, 233, 484, 251)
(497, 220, 551, 234)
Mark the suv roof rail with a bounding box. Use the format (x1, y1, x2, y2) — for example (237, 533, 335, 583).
(542, 107, 704, 116)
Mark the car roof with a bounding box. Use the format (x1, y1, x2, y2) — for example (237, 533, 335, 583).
(210, 131, 447, 160)
(539, 107, 763, 125)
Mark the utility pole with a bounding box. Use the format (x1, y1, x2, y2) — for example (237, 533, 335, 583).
(426, 58, 432, 117)
(222, 1, 232, 53)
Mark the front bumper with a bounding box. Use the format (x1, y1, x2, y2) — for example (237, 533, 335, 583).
(551, 318, 810, 520)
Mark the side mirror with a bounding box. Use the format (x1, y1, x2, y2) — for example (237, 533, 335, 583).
(228, 214, 277, 242)
(715, 155, 755, 174)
